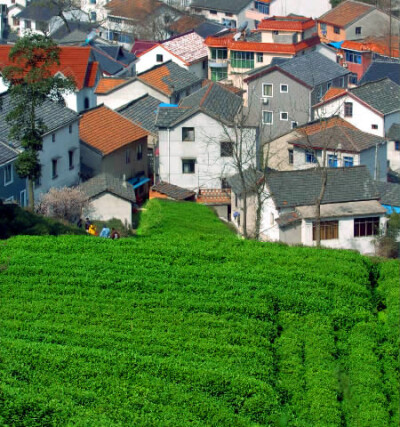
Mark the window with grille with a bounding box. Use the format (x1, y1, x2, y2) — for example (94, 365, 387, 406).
(182, 159, 195, 174)
(354, 217, 379, 237)
(220, 141, 233, 157)
(313, 220, 339, 240)
(182, 127, 195, 141)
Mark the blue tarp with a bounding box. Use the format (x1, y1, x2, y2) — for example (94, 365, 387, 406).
(329, 41, 344, 49)
(158, 103, 178, 108)
(382, 204, 400, 214)
(128, 176, 150, 189)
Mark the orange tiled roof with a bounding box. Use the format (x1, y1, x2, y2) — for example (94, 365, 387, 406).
(318, 0, 373, 28)
(95, 78, 128, 94)
(322, 87, 347, 102)
(197, 189, 231, 205)
(105, 0, 164, 20)
(138, 64, 172, 95)
(342, 37, 400, 58)
(205, 34, 320, 53)
(80, 105, 149, 155)
(298, 116, 356, 136)
(257, 17, 315, 32)
(0, 45, 94, 90)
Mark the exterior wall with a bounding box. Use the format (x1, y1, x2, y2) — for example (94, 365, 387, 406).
(231, 191, 258, 237)
(7, 5, 24, 32)
(310, 74, 349, 106)
(136, 46, 187, 74)
(190, 8, 244, 28)
(346, 10, 400, 40)
(64, 87, 97, 113)
(293, 146, 361, 170)
(97, 80, 169, 110)
(340, 51, 372, 82)
(247, 69, 311, 141)
(301, 215, 387, 255)
(259, 193, 280, 241)
(0, 159, 27, 206)
(210, 204, 229, 220)
(88, 192, 132, 227)
(387, 140, 400, 171)
(34, 119, 81, 201)
(80, 143, 102, 175)
(384, 111, 400, 136)
(359, 144, 387, 181)
(270, 0, 330, 19)
(80, 0, 108, 22)
(315, 44, 338, 62)
(318, 22, 345, 42)
(314, 95, 385, 136)
(158, 111, 256, 190)
(263, 129, 299, 171)
(279, 222, 302, 244)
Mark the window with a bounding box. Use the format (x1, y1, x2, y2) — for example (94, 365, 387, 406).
(68, 150, 74, 169)
(255, 1, 269, 14)
(340, 77, 345, 87)
(291, 121, 298, 129)
(220, 141, 233, 157)
(20, 190, 27, 207)
(25, 20, 31, 29)
(13, 17, 19, 26)
(69, 124, 73, 133)
(225, 12, 233, 17)
(395, 141, 400, 151)
(52, 159, 58, 179)
(280, 112, 288, 121)
(137, 144, 143, 161)
(262, 111, 273, 125)
(354, 217, 379, 237)
(371, 124, 378, 130)
(262, 83, 273, 97)
(318, 85, 323, 100)
(210, 9, 217, 14)
(4, 163, 13, 185)
(125, 149, 131, 164)
(350, 74, 358, 85)
(210, 67, 227, 82)
(202, 60, 207, 69)
(305, 150, 317, 163)
(182, 127, 195, 141)
(230, 51, 254, 69)
(90, 0, 96, 3)
(343, 156, 353, 167)
(313, 221, 339, 240)
(221, 178, 231, 189)
(35, 165, 42, 187)
(273, 30, 279, 35)
(355, 26, 361, 35)
(182, 159, 195, 174)
(327, 82, 332, 90)
(84, 97, 90, 109)
(156, 54, 163, 62)
(334, 26, 340, 34)
(288, 149, 293, 164)
(280, 84, 288, 93)
(328, 154, 338, 167)
(210, 48, 227, 60)
(90, 11, 96, 21)
(52, 133, 56, 142)
(345, 51, 362, 64)
(344, 102, 353, 117)
(256, 53, 263, 63)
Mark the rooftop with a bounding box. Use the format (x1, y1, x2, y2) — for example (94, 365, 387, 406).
(190, 0, 253, 14)
(160, 31, 208, 65)
(257, 16, 315, 32)
(95, 78, 129, 94)
(317, 0, 374, 28)
(359, 61, 400, 86)
(80, 105, 148, 155)
(375, 181, 400, 207)
(80, 173, 136, 203)
(151, 182, 195, 200)
(106, 0, 177, 21)
(0, 141, 18, 165)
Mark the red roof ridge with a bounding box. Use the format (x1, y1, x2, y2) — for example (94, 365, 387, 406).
(200, 82, 213, 107)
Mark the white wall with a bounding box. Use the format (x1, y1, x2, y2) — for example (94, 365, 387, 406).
(387, 140, 400, 171)
(88, 192, 132, 227)
(259, 193, 280, 241)
(35, 119, 80, 200)
(158, 111, 256, 190)
(270, 0, 331, 19)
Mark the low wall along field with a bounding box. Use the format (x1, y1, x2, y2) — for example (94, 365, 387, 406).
(1, 199, 399, 425)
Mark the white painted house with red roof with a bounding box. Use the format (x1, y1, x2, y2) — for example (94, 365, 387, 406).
(0, 46, 100, 113)
(135, 31, 209, 78)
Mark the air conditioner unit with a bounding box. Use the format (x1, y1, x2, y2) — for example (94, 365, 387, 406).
(337, 53, 343, 58)
(262, 98, 269, 104)
(342, 62, 348, 68)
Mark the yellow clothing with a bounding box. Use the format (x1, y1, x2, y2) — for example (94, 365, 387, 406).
(88, 225, 97, 236)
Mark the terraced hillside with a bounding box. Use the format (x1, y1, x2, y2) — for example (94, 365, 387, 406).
(1, 199, 399, 426)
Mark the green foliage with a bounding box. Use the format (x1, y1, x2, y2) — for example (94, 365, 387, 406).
(0, 200, 399, 425)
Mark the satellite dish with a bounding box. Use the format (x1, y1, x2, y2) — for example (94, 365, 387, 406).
(238, 21, 248, 32)
(233, 32, 241, 41)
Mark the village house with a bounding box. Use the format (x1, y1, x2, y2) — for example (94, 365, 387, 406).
(0, 92, 80, 205)
(317, 0, 400, 43)
(79, 105, 150, 200)
(135, 30, 209, 78)
(360, 58, 400, 86)
(155, 81, 257, 193)
(94, 61, 203, 109)
(228, 165, 387, 254)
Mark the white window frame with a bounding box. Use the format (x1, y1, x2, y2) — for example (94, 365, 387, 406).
(280, 84, 288, 93)
(4, 163, 13, 186)
(20, 189, 27, 207)
(280, 112, 288, 121)
(262, 110, 273, 125)
(262, 83, 273, 98)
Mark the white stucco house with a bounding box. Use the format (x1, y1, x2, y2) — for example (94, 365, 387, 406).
(313, 78, 400, 173)
(228, 166, 387, 255)
(155, 82, 257, 191)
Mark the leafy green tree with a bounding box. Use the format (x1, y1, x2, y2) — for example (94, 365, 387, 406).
(2, 33, 75, 210)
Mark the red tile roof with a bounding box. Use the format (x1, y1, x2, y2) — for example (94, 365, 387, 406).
(80, 105, 149, 155)
(341, 37, 400, 58)
(197, 189, 231, 205)
(131, 40, 158, 56)
(0, 45, 95, 90)
(95, 78, 128, 94)
(257, 16, 315, 32)
(322, 87, 347, 102)
(298, 116, 356, 136)
(138, 64, 173, 95)
(318, 0, 373, 28)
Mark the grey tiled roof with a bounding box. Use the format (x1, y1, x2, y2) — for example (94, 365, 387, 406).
(90, 43, 136, 76)
(227, 168, 264, 195)
(0, 92, 79, 149)
(51, 21, 98, 42)
(359, 61, 400, 86)
(16, 1, 56, 21)
(155, 82, 242, 127)
(267, 166, 379, 208)
(375, 181, 400, 206)
(117, 95, 161, 135)
(79, 173, 136, 203)
(248, 51, 349, 87)
(290, 126, 386, 153)
(0, 141, 18, 165)
(351, 78, 400, 115)
(191, 0, 251, 14)
(387, 123, 400, 140)
(194, 21, 227, 38)
(152, 182, 195, 200)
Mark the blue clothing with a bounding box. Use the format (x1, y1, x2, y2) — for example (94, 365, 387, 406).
(100, 227, 110, 238)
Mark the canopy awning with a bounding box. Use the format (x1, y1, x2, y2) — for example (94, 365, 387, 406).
(128, 176, 150, 189)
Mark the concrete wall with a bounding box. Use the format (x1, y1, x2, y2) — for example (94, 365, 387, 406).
(0, 160, 27, 205)
(271, 0, 330, 19)
(64, 87, 97, 113)
(310, 74, 349, 106)
(231, 191, 258, 237)
(263, 129, 299, 171)
(387, 140, 400, 171)
(346, 9, 400, 40)
(88, 192, 132, 227)
(360, 143, 387, 182)
(279, 222, 302, 244)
